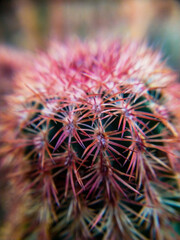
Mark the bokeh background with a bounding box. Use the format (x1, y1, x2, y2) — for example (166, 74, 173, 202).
(0, 0, 180, 105)
(0, 0, 180, 68)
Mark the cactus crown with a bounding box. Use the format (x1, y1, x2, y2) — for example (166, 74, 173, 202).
(0, 40, 179, 240)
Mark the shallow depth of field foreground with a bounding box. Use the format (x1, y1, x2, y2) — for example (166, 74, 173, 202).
(0, 40, 180, 240)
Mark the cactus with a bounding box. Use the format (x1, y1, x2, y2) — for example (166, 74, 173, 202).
(0, 40, 180, 240)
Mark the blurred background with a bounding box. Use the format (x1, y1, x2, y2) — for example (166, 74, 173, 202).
(1, 0, 180, 107)
(0, 0, 180, 69)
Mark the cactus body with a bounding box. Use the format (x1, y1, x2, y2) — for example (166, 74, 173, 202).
(0, 40, 180, 240)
